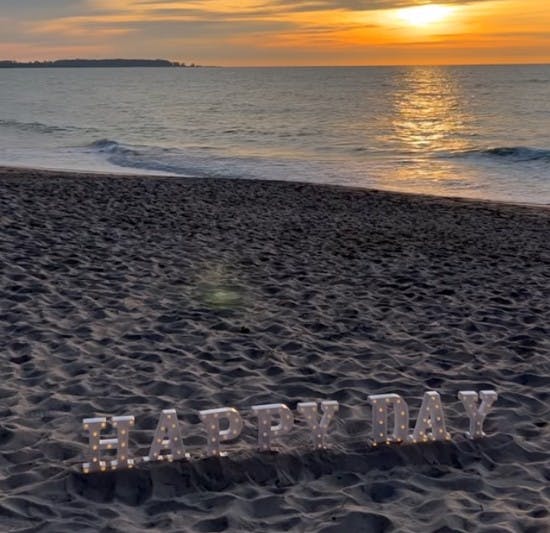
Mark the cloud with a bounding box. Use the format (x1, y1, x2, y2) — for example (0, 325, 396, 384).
(1, 0, 548, 65)
(0, 0, 90, 21)
(125, 0, 491, 9)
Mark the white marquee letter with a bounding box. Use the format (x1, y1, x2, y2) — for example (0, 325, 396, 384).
(82, 416, 135, 473)
(297, 401, 339, 449)
(251, 403, 294, 451)
(410, 392, 451, 443)
(368, 394, 409, 444)
(199, 407, 243, 456)
(458, 390, 498, 439)
(148, 409, 186, 462)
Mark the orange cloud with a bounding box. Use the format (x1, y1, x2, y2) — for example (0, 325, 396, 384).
(2, 0, 549, 65)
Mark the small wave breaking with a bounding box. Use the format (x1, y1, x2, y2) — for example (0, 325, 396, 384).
(444, 146, 550, 163)
(85, 138, 245, 178)
(88, 139, 141, 156)
(83, 138, 327, 183)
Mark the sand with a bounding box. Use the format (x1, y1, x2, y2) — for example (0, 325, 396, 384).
(1, 167, 549, 532)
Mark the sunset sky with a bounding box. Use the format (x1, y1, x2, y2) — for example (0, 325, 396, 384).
(1, 1, 549, 66)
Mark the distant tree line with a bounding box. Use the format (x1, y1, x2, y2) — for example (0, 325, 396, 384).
(0, 59, 199, 68)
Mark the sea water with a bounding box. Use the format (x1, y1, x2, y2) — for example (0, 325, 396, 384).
(1, 65, 549, 204)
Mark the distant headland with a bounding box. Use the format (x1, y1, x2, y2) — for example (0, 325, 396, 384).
(0, 59, 199, 68)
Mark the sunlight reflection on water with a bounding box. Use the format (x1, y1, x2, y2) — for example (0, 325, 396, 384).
(373, 67, 483, 195)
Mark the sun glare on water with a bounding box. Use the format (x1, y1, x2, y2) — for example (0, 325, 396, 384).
(397, 4, 456, 27)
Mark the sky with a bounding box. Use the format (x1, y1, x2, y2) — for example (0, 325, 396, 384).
(1, 0, 549, 66)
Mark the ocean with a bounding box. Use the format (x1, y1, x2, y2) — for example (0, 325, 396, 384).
(1, 65, 549, 204)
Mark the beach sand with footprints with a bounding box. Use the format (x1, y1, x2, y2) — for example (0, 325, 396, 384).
(1, 167, 549, 532)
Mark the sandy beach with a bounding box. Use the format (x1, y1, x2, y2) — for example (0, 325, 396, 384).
(1, 167, 549, 532)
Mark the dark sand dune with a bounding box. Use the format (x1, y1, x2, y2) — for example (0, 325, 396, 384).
(1, 168, 549, 532)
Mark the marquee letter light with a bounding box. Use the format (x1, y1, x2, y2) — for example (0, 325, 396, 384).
(297, 401, 339, 449)
(368, 394, 409, 445)
(82, 416, 135, 473)
(148, 409, 186, 462)
(410, 391, 451, 443)
(251, 403, 294, 451)
(458, 390, 498, 439)
(199, 407, 243, 456)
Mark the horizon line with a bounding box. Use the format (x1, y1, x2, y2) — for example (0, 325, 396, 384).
(3, 58, 550, 68)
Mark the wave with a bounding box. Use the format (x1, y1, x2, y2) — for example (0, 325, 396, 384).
(83, 138, 324, 183)
(444, 146, 550, 163)
(84, 138, 260, 178)
(0, 118, 71, 135)
(88, 139, 141, 156)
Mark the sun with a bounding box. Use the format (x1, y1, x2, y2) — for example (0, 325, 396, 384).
(396, 4, 456, 27)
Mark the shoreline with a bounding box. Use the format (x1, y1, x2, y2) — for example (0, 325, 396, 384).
(2, 164, 550, 212)
(1, 166, 548, 531)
